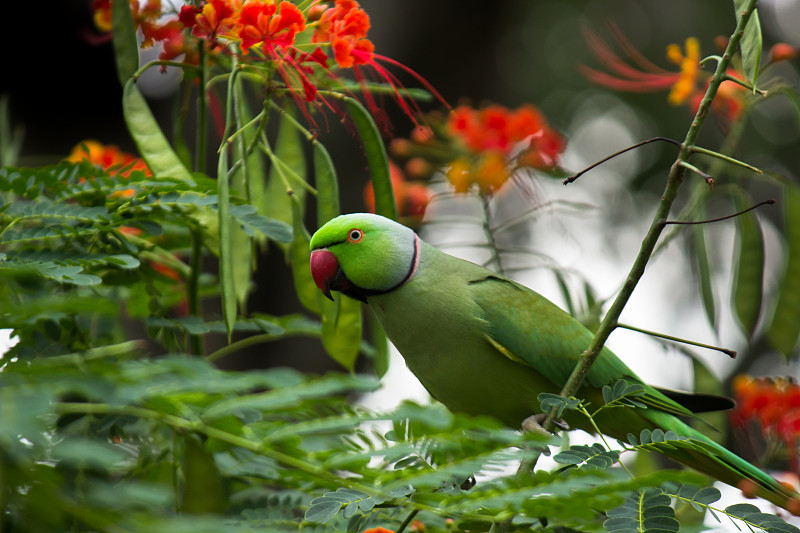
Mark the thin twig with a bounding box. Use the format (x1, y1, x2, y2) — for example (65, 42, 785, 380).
(664, 199, 775, 225)
(563, 137, 682, 185)
(617, 323, 736, 358)
(679, 161, 714, 188)
(689, 145, 763, 174)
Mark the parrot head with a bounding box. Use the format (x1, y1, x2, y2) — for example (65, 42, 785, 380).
(309, 213, 420, 302)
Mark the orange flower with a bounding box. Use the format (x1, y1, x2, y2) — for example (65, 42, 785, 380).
(67, 140, 151, 178)
(91, 0, 113, 33)
(362, 528, 394, 533)
(446, 158, 472, 194)
(665, 37, 701, 105)
(181, 0, 237, 48)
(391, 103, 564, 195)
(443, 103, 564, 192)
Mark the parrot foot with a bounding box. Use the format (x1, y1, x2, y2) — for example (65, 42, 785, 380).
(521, 414, 569, 437)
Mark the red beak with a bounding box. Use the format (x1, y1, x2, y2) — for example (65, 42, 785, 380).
(310, 249, 339, 301)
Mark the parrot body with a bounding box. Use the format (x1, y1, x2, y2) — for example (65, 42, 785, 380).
(309, 213, 798, 511)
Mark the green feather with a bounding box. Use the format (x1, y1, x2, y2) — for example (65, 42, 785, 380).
(311, 213, 799, 511)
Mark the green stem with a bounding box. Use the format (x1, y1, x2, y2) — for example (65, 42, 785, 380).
(187, 228, 203, 355)
(690, 144, 763, 174)
(206, 332, 292, 362)
(481, 195, 504, 275)
(546, 0, 759, 431)
(580, 406, 634, 477)
(723, 73, 768, 96)
(130, 60, 200, 81)
(617, 323, 736, 358)
(396, 509, 419, 533)
(258, 134, 317, 195)
(224, 109, 265, 152)
(194, 43, 208, 173)
(679, 161, 714, 186)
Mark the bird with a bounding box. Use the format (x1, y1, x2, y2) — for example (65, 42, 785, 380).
(309, 212, 799, 512)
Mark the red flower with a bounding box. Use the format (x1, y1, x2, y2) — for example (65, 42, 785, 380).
(132, 0, 166, 48)
(313, 0, 373, 68)
(238, 1, 306, 54)
(183, 0, 236, 48)
(731, 374, 800, 474)
(312, 0, 447, 127)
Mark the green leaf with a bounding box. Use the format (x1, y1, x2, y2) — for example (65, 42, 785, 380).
(733, 0, 763, 90)
(229, 204, 292, 242)
(538, 393, 581, 418)
(218, 151, 236, 340)
(605, 489, 678, 533)
(0, 259, 101, 285)
(110, 0, 138, 86)
(122, 81, 195, 185)
(767, 182, 800, 359)
(181, 437, 228, 514)
(342, 96, 397, 220)
(691, 214, 717, 330)
(692, 486, 722, 505)
(52, 438, 132, 473)
(314, 142, 340, 227)
(289, 196, 320, 314)
(262, 107, 305, 252)
(305, 499, 341, 524)
(319, 295, 362, 371)
(731, 193, 765, 338)
(733, 201, 764, 338)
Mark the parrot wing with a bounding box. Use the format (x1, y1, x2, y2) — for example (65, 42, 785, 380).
(467, 273, 695, 418)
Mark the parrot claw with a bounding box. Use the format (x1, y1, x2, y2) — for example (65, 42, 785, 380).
(522, 414, 569, 436)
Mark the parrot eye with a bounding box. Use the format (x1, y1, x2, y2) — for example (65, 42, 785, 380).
(347, 228, 364, 243)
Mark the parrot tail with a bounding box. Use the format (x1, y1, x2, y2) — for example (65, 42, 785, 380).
(635, 412, 800, 515)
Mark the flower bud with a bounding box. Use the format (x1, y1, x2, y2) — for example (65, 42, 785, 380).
(769, 43, 799, 63)
(307, 4, 328, 22)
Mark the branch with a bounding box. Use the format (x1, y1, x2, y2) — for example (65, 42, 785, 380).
(665, 198, 775, 225)
(563, 137, 682, 185)
(617, 323, 737, 358)
(540, 0, 760, 435)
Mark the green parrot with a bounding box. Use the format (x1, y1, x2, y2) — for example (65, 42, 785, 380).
(309, 212, 799, 512)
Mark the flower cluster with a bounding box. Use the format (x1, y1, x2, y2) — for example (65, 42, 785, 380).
(92, 0, 444, 124)
(731, 375, 800, 471)
(390, 104, 565, 195)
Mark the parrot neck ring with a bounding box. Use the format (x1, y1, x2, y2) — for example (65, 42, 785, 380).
(311, 234, 421, 303)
